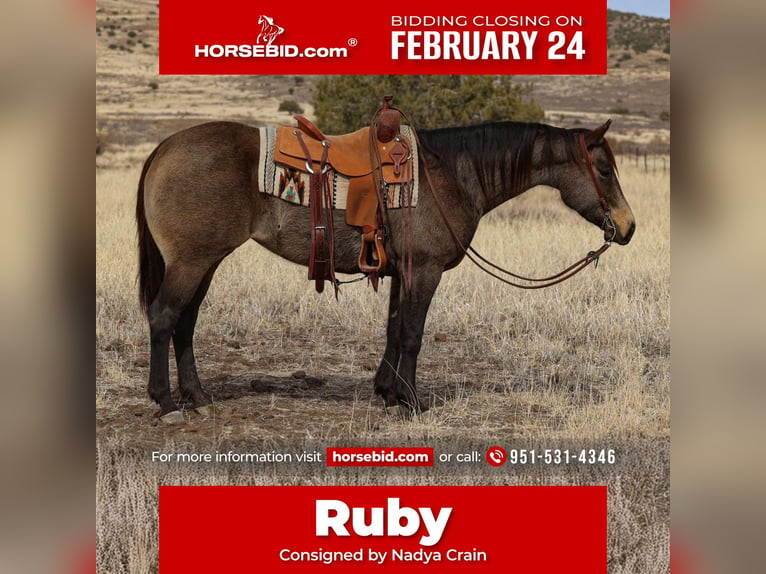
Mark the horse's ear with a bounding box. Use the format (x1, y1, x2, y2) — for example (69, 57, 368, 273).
(585, 119, 612, 148)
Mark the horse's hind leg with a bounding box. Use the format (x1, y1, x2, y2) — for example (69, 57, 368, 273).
(147, 260, 216, 420)
(173, 261, 221, 413)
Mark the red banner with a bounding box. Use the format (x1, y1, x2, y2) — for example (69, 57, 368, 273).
(159, 0, 607, 75)
(159, 486, 606, 572)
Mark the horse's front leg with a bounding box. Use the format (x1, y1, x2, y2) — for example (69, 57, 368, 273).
(392, 264, 443, 415)
(374, 274, 402, 408)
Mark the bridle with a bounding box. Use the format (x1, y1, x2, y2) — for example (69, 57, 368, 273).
(419, 131, 617, 289)
(578, 132, 617, 245)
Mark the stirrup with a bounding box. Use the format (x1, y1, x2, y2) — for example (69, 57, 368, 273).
(358, 229, 387, 274)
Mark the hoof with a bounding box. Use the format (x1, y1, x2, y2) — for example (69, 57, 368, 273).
(159, 410, 185, 424)
(194, 403, 217, 418)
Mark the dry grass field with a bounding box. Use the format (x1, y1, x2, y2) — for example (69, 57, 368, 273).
(97, 157, 669, 443)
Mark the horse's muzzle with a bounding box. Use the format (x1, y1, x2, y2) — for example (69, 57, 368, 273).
(611, 220, 635, 245)
(607, 208, 636, 245)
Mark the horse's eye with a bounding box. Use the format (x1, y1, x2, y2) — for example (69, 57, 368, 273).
(598, 167, 611, 179)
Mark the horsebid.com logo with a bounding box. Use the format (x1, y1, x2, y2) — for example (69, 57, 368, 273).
(194, 14, 351, 59)
(256, 15, 284, 46)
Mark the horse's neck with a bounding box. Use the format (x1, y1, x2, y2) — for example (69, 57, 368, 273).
(424, 129, 557, 217)
(479, 160, 552, 214)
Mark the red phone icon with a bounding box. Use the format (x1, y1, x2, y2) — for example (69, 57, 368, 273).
(486, 446, 506, 466)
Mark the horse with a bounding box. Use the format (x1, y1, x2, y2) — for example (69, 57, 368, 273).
(136, 118, 635, 422)
(256, 15, 284, 46)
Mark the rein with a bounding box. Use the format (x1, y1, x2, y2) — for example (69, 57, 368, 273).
(418, 131, 616, 290)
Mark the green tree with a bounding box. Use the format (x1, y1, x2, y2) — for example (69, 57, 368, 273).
(311, 75, 544, 133)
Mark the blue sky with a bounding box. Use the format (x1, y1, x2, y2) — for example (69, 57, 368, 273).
(608, 0, 670, 19)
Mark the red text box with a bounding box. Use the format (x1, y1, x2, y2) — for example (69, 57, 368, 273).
(159, 485, 606, 572)
(326, 447, 434, 467)
(159, 0, 607, 75)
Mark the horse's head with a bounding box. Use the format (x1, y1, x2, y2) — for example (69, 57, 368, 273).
(559, 121, 636, 245)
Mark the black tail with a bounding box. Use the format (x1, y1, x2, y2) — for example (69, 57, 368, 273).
(136, 145, 165, 314)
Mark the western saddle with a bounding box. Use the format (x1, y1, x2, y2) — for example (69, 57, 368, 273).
(272, 96, 414, 294)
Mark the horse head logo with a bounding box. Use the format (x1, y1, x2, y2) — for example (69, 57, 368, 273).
(257, 15, 285, 46)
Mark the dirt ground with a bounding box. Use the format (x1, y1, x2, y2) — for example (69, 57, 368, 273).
(97, 325, 574, 448)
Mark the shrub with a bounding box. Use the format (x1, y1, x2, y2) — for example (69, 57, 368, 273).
(312, 75, 544, 133)
(278, 99, 304, 115)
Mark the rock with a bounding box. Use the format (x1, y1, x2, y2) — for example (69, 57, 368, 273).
(159, 410, 185, 424)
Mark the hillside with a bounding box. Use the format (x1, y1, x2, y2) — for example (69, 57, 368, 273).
(516, 10, 670, 153)
(608, 9, 670, 55)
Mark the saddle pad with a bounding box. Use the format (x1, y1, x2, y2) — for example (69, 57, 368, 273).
(257, 125, 419, 210)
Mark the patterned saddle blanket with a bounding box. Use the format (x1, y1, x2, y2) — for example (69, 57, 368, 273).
(257, 124, 419, 211)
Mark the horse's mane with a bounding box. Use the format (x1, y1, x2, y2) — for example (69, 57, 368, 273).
(416, 122, 616, 195)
